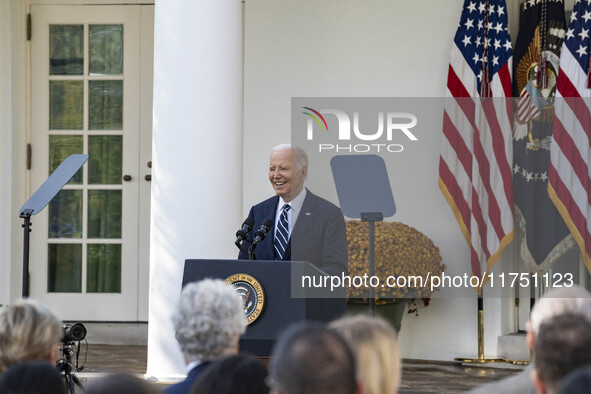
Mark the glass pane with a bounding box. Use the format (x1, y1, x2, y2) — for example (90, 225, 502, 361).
(88, 190, 122, 238)
(49, 135, 83, 184)
(49, 81, 83, 130)
(87, 244, 121, 293)
(48, 190, 82, 238)
(88, 135, 123, 184)
(48, 244, 82, 292)
(89, 25, 123, 76)
(49, 25, 83, 75)
(89, 80, 123, 130)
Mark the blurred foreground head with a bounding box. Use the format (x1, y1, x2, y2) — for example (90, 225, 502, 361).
(330, 314, 401, 394)
(269, 322, 360, 394)
(0, 361, 66, 394)
(533, 312, 591, 394)
(526, 285, 591, 351)
(0, 299, 61, 374)
(190, 354, 269, 394)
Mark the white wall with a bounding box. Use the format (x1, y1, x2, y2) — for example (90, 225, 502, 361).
(6, 0, 29, 300)
(0, 0, 13, 304)
(0, 0, 28, 304)
(243, 0, 524, 360)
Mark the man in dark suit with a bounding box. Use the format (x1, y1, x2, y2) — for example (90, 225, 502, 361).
(238, 144, 347, 276)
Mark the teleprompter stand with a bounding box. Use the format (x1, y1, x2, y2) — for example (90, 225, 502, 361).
(19, 154, 89, 298)
(331, 155, 396, 315)
(360, 212, 383, 315)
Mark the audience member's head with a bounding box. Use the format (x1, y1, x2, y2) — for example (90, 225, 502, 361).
(0, 361, 66, 394)
(532, 312, 591, 394)
(526, 285, 591, 350)
(0, 299, 62, 374)
(173, 278, 247, 363)
(85, 373, 160, 394)
(557, 367, 591, 394)
(269, 322, 360, 394)
(330, 314, 401, 394)
(190, 354, 269, 394)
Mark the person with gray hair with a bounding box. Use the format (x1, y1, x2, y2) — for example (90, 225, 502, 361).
(467, 285, 591, 394)
(164, 278, 247, 394)
(238, 144, 348, 276)
(0, 299, 62, 375)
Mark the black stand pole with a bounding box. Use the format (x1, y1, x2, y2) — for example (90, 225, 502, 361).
(20, 209, 33, 298)
(361, 212, 383, 316)
(18, 154, 88, 299)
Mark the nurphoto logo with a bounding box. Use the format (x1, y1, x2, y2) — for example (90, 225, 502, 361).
(301, 106, 418, 153)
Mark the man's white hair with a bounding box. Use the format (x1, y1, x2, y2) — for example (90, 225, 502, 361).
(272, 144, 308, 172)
(530, 285, 591, 333)
(172, 278, 247, 362)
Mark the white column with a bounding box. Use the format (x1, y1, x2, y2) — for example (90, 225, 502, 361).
(147, 0, 243, 379)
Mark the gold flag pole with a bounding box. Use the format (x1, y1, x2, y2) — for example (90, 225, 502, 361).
(455, 295, 504, 363)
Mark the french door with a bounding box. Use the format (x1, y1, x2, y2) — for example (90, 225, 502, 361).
(29, 5, 153, 321)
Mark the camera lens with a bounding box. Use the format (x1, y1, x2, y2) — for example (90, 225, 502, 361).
(69, 323, 86, 341)
(62, 323, 87, 342)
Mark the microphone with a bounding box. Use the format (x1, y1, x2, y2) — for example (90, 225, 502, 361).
(252, 218, 274, 246)
(235, 217, 255, 244)
(247, 218, 273, 260)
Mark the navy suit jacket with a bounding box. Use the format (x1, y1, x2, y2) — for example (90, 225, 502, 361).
(163, 362, 211, 394)
(238, 190, 348, 276)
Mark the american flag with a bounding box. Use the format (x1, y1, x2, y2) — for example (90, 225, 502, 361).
(549, 0, 591, 272)
(439, 0, 514, 278)
(517, 85, 541, 124)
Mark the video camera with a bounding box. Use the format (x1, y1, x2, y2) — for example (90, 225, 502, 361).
(61, 323, 87, 343)
(57, 323, 87, 393)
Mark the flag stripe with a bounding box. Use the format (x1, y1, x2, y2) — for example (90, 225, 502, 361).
(497, 61, 513, 99)
(548, 182, 591, 269)
(553, 105, 591, 193)
(442, 111, 473, 177)
(439, 159, 472, 239)
(447, 62, 474, 98)
(470, 187, 491, 262)
(560, 97, 591, 154)
(472, 118, 504, 241)
(550, 123, 591, 232)
(481, 94, 514, 212)
(549, 166, 591, 249)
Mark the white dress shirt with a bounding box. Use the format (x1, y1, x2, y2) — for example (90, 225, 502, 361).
(274, 188, 307, 240)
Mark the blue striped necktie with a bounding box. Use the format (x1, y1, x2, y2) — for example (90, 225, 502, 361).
(274, 204, 291, 260)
